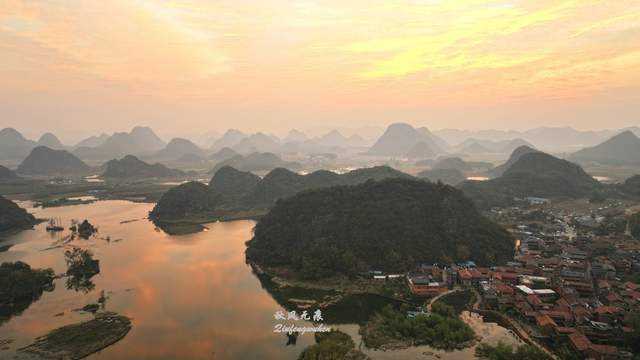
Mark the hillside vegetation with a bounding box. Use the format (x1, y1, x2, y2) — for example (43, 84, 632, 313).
(246, 178, 514, 279)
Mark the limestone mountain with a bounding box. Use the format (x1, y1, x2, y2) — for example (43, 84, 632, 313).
(284, 129, 308, 143)
(462, 151, 600, 208)
(73, 132, 141, 160)
(211, 129, 247, 150)
(74, 133, 109, 148)
(418, 168, 466, 186)
(368, 123, 445, 156)
(210, 152, 300, 174)
(209, 147, 239, 162)
(209, 166, 261, 201)
(17, 146, 91, 176)
(621, 175, 640, 198)
(501, 138, 534, 153)
(0, 165, 19, 182)
(102, 155, 184, 179)
(246, 179, 514, 278)
(570, 131, 640, 166)
(0, 128, 36, 161)
(232, 133, 280, 154)
(460, 142, 492, 154)
(418, 127, 449, 153)
(129, 126, 166, 152)
(148, 181, 222, 223)
(151, 166, 411, 227)
(348, 134, 368, 147)
(36, 133, 64, 150)
(433, 157, 472, 172)
(489, 145, 540, 177)
(318, 130, 349, 148)
(154, 138, 203, 160)
(405, 142, 436, 159)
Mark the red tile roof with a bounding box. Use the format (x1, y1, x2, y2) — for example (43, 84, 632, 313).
(568, 332, 591, 352)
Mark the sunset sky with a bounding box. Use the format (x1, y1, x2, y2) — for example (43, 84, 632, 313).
(1, 0, 639, 142)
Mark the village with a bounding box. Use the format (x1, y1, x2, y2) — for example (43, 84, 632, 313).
(383, 198, 640, 359)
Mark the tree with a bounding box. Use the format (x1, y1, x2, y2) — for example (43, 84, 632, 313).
(475, 342, 551, 360)
(630, 212, 640, 240)
(625, 314, 640, 354)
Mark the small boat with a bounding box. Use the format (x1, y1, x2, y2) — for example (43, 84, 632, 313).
(46, 218, 65, 232)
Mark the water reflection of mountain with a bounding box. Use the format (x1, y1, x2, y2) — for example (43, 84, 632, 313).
(251, 268, 403, 325)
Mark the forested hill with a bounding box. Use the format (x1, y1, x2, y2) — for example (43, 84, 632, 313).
(0, 196, 37, 232)
(461, 151, 601, 208)
(102, 155, 184, 179)
(0, 165, 19, 182)
(17, 146, 91, 176)
(150, 165, 411, 225)
(246, 178, 514, 279)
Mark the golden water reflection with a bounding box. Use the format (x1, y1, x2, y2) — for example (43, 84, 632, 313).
(0, 200, 520, 359)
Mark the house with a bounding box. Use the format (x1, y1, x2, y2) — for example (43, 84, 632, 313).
(458, 269, 472, 286)
(593, 306, 623, 324)
(407, 275, 448, 297)
(525, 197, 550, 205)
(535, 314, 558, 335)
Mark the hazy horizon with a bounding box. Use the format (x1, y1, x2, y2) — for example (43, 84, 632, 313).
(2, 1, 639, 143)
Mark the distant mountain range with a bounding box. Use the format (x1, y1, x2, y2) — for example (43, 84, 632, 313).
(368, 123, 446, 157)
(74, 127, 167, 161)
(210, 152, 301, 174)
(102, 155, 184, 179)
(454, 138, 534, 154)
(17, 146, 92, 176)
(211, 128, 365, 155)
(3, 125, 640, 169)
(435, 127, 640, 151)
(74, 132, 142, 160)
(570, 131, 640, 166)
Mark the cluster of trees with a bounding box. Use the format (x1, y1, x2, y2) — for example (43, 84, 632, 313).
(624, 314, 640, 355)
(298, 330, 368, 360)
(475, 341, 551, 360)
(247, 179, 514, 278)
(0, 261, 54, 323)
(0, 195, 36, 232)
(65, 248, 100, 293)
(365, 303, 475, 350)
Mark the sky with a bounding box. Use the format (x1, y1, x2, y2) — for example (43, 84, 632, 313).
(1, 0, 639, 142)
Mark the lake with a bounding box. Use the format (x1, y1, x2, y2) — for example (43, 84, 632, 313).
(0, 200, 520, 359)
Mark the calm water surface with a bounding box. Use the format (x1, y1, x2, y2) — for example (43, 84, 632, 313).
(0, 200, 519, 359)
